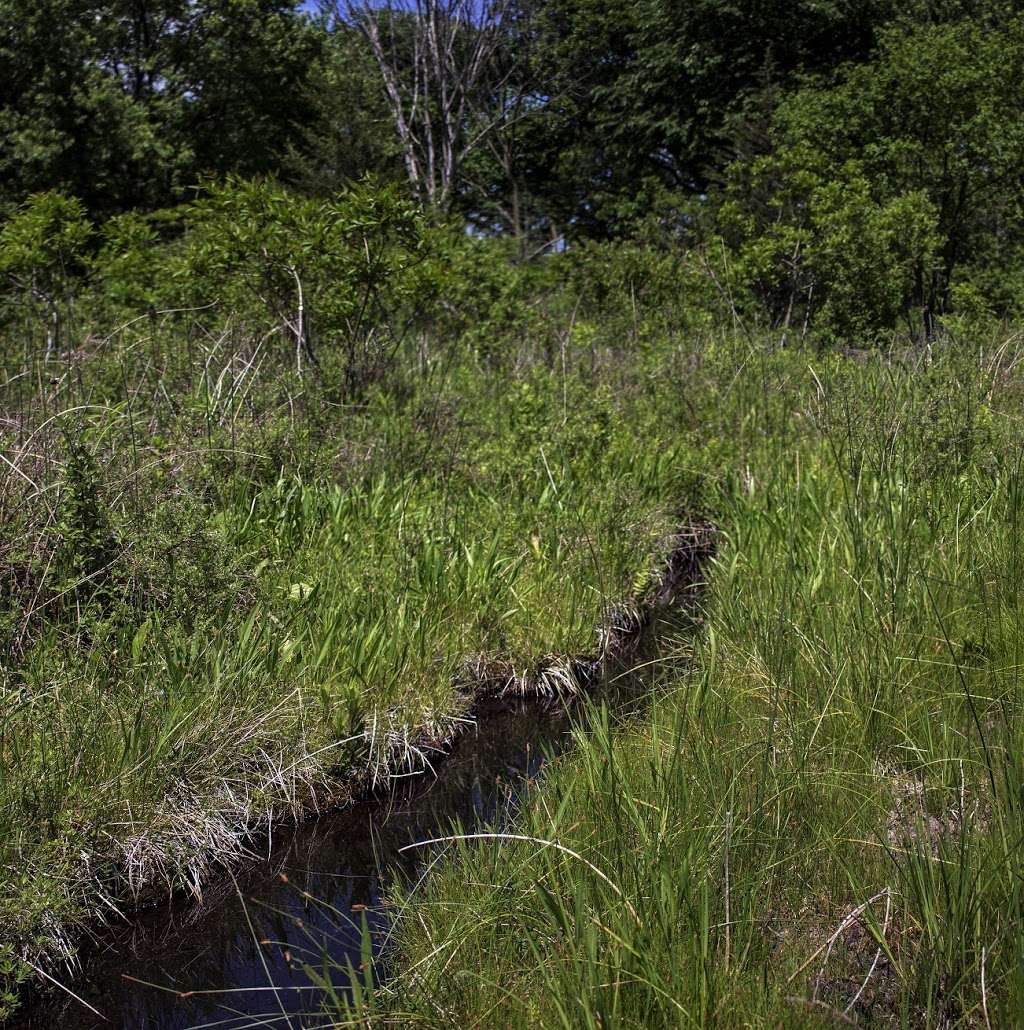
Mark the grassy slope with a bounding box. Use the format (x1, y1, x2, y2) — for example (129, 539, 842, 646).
(356, 341, 1024, 1027)
(0, 308, 687, 995)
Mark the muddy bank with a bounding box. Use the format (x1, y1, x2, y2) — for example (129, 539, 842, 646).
(8, 523, 715, 1028)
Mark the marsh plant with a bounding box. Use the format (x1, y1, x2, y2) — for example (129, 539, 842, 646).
(6, 5, 1024, 1018)
(336, 341, 1024, 1027)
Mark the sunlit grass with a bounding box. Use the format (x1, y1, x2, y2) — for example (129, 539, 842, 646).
(347, 340, 1024, 1027)
(0, 312, 684, 996)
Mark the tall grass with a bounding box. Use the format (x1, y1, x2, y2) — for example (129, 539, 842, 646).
(0, 299, 689, 1001)
(7, 227, 1023, 1027)
(349, 341, 1024, 1027)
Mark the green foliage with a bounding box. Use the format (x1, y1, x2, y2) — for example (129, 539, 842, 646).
(90, 211, 166, 310)
(0, 249, 695, 1008)
(0, 190, 93, 351)
(416, 233, 561, 365)
(364, 339, 1024, 1028)
(562, 236, 727, 339)
(0, 191, 92, 287)
(512, 0, 897, 237)
(172, 0, 324, 180)
(0, 0, 185, 216)
(182, 177, 425, 394)
(54, 441, 118, 608)
(0, 0, 321, 216)
(721, 160, 943, 341)
(721, 16, 1024, 339)
(8, 1, 1024, 1016)
(0, 944, 29, 1021)
(282, 25, 404, 197)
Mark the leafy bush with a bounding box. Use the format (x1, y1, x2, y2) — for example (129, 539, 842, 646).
(180, 176, 425, 396)
(89, 210, 172, 312)
(0, 191, 92, 353)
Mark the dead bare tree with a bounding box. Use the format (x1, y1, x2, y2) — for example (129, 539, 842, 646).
(337, 0, 520, 211)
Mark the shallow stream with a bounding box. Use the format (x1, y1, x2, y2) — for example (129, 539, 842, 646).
(9, 576, 704, 1030)
(11, 695, 575, 1029)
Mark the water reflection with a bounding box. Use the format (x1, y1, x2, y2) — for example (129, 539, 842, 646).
(12, 699, 563, 1030)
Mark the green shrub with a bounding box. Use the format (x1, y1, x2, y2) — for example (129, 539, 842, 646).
(0, 191, 92, 353)
(719, 16, 1024, 341)
(180, 176, 425, 396)
(54, 441, 118, 610)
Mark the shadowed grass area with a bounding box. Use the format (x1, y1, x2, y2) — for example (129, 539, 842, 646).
(338, 342, 1024, 1027)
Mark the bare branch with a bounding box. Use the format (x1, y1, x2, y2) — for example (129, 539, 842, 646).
(341, 0, 520, 210)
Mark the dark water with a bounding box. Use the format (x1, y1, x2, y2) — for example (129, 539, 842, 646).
(9, 697, 574, 1030)
(8, 590, 700, 1030)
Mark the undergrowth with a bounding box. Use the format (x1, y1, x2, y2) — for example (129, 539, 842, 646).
(0, 249, 697, 1012)
(4, 208, 1024, 1027)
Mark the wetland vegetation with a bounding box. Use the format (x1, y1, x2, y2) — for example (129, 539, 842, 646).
(4, 1, 1024, 1025)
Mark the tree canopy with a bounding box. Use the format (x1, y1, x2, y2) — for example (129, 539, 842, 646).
(0, 0, 322, 215)
(5, 0, 1024, 334)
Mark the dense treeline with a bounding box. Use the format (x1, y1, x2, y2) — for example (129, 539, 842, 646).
(4, 0, 1024, 341)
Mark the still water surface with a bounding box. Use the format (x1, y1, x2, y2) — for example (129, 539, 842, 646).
(12, 698, 568, 1029)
